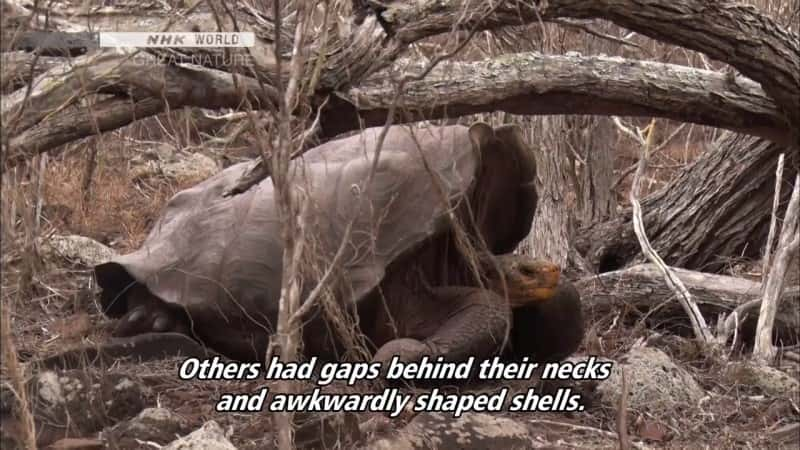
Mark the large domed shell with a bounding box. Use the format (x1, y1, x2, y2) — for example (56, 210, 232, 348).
(94, 124, 510, 343)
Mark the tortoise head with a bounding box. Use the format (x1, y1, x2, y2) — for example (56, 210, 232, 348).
(484, 254, 561, 307)
(484, 254, 584, 361)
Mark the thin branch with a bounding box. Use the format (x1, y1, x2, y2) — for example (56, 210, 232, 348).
(611, 123, 687, 191)
(715, 298, 762, 348)
(762, 154, 786, 290)
(629, 119, 714, 343)
(553, 18, 642, 49)
(754, 174, 800, 363)
(617, 368, 631, 450)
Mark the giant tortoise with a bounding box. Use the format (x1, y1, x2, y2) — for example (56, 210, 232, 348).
(94, 123, 584, 366)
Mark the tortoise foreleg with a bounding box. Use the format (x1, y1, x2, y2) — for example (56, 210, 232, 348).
(372, 286, 511, 366)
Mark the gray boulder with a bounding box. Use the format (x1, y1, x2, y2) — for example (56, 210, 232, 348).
(131, 144, 218, 183)
(724, 362, 800, 399)
(102, 407, 193, 448)
(38, 234, 116, 267)
(0, 370, 144, 448)
(595, 346, 705, 416)
(163, 421, 237, 450)
(366, 412, 536, 450)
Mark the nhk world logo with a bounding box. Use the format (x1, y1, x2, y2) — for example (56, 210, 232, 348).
(99, 32, 255, 48)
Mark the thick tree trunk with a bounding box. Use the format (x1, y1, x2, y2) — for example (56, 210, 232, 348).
(518, 116, 572, 266)
(576, 264, 800, 345)
(573, 116, 617, 224)
(576, 134, 799, 273)
(572, 24, 618, 226)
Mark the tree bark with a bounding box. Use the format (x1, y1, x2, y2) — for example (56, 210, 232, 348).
(323, 54, 788, 143)
(4, 50, 789, 163)
(0, 52, 63, 93)
(576, 133, 800, 273)
(754, 175, 800, 362)
(384, 0, 798, 120)
(576, 264, 800, 344)
(542, 0, 800, 126)
(576, 116, 617, 224)
(517, 116, 573, 266)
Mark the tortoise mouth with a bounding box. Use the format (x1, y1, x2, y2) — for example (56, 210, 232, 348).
(516, 286, 558, 305)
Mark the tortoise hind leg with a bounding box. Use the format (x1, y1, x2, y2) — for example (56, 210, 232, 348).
(371, 286, 511, 366)
(113, 284, 190, 337)
(114, 284, 272, 362)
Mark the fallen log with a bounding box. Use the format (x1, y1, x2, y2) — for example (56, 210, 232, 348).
(576, 264, 800, 344)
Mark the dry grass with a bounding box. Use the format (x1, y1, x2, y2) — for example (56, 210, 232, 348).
(0, 113, 216, 448)
(43, 149, 175, 252)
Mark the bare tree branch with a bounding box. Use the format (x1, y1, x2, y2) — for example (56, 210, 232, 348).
(3, 0, 797, 163)
(628, 120, 714, 343)
(6, 50, 789, 163)
(327, 53, 788, 143)
(762, 154, 787, 288)
(387, 0, 799, 124)
(575, 264, 800, 340)
(754, 174, 800, 362)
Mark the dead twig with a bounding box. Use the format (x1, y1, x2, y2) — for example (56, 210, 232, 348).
(268, 1, 316, 449)
(0, 297, 37, 450)
(527, 419, 650, 449)
(754, 173, 800, 363)
(762, 153, 786, 290)
(617, 368, 631, 450)
(553, 19, 642, 49)
(611, 122, 686, 192)
(715, 154, 788, 347)
(628, 119, 714, 343)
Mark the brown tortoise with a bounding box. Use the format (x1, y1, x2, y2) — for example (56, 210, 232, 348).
(93, 123, 584, 367)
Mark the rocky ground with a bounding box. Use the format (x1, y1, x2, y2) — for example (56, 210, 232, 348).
(1, 139, 799, 449)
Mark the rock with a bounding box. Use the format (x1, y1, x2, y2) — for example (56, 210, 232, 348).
(160, 153, 219, 182)
(724, 362, 800, 399)
(38, 234, 117, 267)
(136, 142, 178, 161)
(102, 407, 193, 448)
(131, 144, 218, 183)
(595, 346, 705, 416)
(163, 421, 237, 450)
(564, 354, 616, 368)
(1, 370, 145, 447)
(365, 412, 536, 450)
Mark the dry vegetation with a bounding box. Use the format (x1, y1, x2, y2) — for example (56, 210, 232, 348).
(1, 0, 799, 449)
